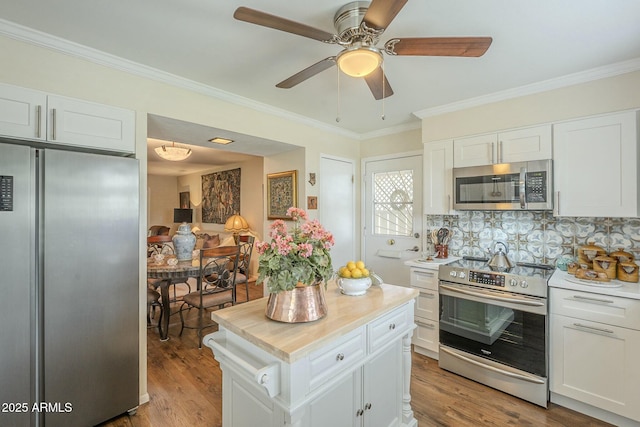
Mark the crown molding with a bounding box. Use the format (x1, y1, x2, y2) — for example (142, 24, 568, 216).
(0, 19, 363, 140)
(413, 57, 640, 119)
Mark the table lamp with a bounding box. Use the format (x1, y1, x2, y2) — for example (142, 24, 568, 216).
(224, 213, 250, 244)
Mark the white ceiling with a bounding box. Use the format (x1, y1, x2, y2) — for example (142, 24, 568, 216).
(3, 0, 640, 171)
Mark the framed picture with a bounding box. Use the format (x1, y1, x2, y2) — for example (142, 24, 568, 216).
(267, 170, 298, 219)
(179, 191, 190, 209)
(307, 196, 318, 210)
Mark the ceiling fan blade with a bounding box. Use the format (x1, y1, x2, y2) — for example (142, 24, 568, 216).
(276, 57, 336, 89)
(362, 0, 408, 30)
(385, 37, 493, 57)
(234, 7, 336, 43)
(364, 67, 394, 100)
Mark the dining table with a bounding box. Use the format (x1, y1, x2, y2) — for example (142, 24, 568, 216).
(147, 258, 206, 341)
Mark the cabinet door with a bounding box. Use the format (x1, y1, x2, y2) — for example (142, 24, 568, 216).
(453, 133, 497, 167)
(550, 314, 640, 421)
(424, 140, 455, 214)
(307, 369, 360, 427)
(47, 95, 135, 153)
(498, 125, 552, 163)
(0, 83, 46, 141)
(363, 341, 402, 427)
(553, 111, 638, 217)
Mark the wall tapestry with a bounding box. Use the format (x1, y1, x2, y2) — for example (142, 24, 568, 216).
(202, 168, 241, 224)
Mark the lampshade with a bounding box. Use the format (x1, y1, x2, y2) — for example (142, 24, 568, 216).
(336, 45, 383, 77)
(154, 142, 192, 161)
(224, 214, 250, 233)
(173, 208, 193, 223)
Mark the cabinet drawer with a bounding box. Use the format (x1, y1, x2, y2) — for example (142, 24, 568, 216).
(309, 326, 365, 390)
(550, 288, 640, 330)
(369, 304, 412, 352)
(410, 268, 438, 291)
(416, 289, 439, 320)
(412, 317, 438, 353)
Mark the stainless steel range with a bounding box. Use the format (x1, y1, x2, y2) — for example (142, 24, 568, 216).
(438, 257, 554, 407)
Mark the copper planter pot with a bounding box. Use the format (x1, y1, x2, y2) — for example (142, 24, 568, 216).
(265, 282, 327, 323)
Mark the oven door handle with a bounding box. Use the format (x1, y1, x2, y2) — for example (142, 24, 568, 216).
(440, 346, 545, 384)
(439, 284, 545, 307)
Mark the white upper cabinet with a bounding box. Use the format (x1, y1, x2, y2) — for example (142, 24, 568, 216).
(453, 125, 552, 167)
(0, 83, 135, 154)
(423, 139, 455, 215)
(0, 83, 47, 141)
(553, 111, 639, 217)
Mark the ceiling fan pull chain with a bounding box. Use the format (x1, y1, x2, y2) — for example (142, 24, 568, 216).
(336, 66, 341, 123)
(381, 63, 386, 120)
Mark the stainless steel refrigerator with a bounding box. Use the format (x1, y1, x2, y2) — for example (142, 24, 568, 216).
(0, 140, 139, 426)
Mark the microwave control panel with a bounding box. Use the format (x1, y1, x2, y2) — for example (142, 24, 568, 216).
(525, 171, 547, 203)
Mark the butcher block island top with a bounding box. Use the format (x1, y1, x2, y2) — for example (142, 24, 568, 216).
(211, 282, 419, 363)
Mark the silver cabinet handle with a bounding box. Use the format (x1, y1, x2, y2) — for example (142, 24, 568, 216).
(356, 409, 364, 417)
(419, 291, 435, 299)
(388, 323, 396, 330)
(406, 246, 419, 252)
(364, 403, 372, 410)
(336, 353, 344, 361)
(573, 323, 614, 334)
(51, 108, 57, 140)
(491, 142, 495, 164)
(415, 320, 435, 329)
(36, 105, 42, 138)
(572, 295, 614, 304)
(498, 140, 503, 163)
(519, 167, 527, 209)
(554, 191, 560, 216)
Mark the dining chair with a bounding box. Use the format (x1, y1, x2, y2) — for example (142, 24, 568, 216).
(179, 245, 240, 348)
(235, 235, 255, 301)
(147, 235, 191, 302)
(146, 287, 162, 326)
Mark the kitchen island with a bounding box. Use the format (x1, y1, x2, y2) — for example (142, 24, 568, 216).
(204, 282, 419, 427)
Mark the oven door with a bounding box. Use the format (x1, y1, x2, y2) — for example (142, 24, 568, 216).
(439, 282, 547, 377)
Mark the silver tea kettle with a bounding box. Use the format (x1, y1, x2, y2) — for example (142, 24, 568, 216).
(487, 241, 514, 272)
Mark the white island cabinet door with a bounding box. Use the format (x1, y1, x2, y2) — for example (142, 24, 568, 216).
(553, 111, 639, 217)
(47, 95, 135, 153)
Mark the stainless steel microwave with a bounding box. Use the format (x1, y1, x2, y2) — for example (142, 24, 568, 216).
(453, 159, 553, 210)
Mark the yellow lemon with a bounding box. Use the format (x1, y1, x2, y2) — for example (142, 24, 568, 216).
(346, 261, 357, 271)
(361, 268, 370, 277)
(351, 269, 363, 279)
(338, 266, 349, 277)
(341, 269, 352, 278)
(356, 260, 366, 270)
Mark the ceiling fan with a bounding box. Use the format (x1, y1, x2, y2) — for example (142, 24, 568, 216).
(234, 0, 492, 100)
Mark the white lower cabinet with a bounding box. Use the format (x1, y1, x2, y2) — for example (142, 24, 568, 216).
(207, 301, 417, 427)
(550, 288, 640, 425)
(410, 267, 439, 359)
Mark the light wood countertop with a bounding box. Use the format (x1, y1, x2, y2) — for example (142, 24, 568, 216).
(211, 282, 419, 363)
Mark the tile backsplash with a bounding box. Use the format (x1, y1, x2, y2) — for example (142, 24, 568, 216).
(425, 212, 640, 266)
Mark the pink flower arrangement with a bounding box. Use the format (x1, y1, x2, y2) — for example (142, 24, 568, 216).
(257, 207, 334, 293)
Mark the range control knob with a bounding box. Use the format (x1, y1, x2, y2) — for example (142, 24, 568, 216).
(449, 271, 458, 278)
(509, 278, 518, 287)
(459, 272, 466, 279)
(520, 280, 528, 288)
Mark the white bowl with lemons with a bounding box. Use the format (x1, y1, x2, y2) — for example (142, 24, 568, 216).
(336, 260, 373, 296)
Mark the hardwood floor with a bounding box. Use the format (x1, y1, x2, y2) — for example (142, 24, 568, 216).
(101, 282, 613, 427)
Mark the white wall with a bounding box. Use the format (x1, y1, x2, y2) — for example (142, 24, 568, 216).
(147, 175, 179, 232)
(421, 71, 640, 142)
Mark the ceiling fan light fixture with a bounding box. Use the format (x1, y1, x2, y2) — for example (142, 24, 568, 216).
(154, 142, 192, 161)
(336, 45, 382, 77)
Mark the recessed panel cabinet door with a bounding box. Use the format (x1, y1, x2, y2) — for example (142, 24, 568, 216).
(0, 83, 47, 141)
(553, 111, 639, 217)
(47, 95, 135, 153)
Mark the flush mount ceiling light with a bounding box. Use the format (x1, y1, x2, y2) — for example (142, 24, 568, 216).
(336, 43, 383, 77)
(209, 137, 234, 145)
(154, 142, 192, 161)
